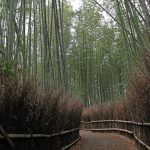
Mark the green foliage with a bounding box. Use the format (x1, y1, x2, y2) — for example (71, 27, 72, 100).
(0, 59, 14, 76)
(0, 46, 13, 76)
(0, 47, 5, 57)
(1, 0, 150, 106)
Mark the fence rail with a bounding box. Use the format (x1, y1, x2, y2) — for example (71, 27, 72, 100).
(83, 120, 150, 150)
(0, 128, 80, 150)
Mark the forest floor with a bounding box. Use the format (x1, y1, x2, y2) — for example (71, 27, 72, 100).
(70, 131, 136, 150)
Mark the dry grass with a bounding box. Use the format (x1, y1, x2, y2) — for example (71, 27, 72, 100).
(0, 75, 83, 134)
(82, 51, 150, 123)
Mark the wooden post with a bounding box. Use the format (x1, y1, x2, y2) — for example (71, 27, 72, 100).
(0, 124, 14, 148)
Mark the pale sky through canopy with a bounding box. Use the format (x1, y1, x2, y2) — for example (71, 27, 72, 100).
(69, 0, 82, 11)
(69, 0, 111, 21)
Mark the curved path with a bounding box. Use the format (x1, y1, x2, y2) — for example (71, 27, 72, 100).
(71, 131, 136, 150)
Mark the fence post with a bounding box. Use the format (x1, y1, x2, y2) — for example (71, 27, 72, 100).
(0, 124, 14, 148)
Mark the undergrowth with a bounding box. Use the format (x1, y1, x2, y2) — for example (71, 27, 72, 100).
(82, 51, 150, 123)
(0, 73, 83, 134)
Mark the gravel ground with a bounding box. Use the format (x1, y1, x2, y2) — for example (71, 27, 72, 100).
(70, 131, 137, 150)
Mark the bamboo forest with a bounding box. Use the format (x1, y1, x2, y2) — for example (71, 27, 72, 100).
(0, 0, 150, 150)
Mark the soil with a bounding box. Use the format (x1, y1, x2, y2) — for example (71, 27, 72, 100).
(70, 130, 137, 150)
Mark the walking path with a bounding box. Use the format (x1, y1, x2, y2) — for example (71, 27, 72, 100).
(71, 131, 136, 150)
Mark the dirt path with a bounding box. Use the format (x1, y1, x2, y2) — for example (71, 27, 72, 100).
(70, 131, 136, 150)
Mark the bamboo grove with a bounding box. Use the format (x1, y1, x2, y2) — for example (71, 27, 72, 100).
(0, 0, 150, 106)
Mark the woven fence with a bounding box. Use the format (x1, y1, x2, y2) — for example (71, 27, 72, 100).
(0, 127, 80, 150)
